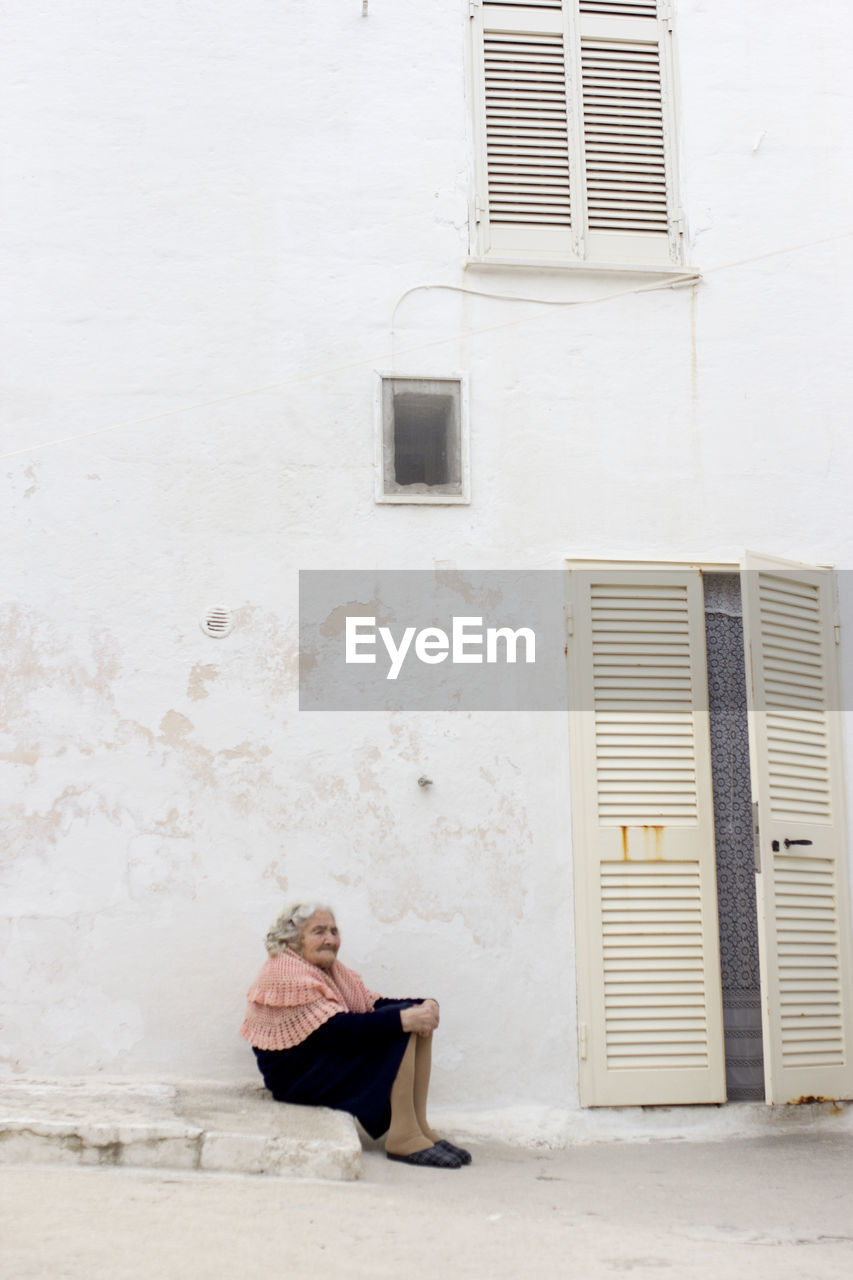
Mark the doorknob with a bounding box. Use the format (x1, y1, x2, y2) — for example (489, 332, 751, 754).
(783, 838, 813, 848)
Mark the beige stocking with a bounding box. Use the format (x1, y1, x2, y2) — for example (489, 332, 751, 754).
(413, 1032, 441, 1145)
(385, 1034, 432, 1156)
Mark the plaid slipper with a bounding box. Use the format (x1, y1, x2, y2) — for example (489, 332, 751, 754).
(386, 1143, 462, 1168)
(436, 1139, 472, 1165)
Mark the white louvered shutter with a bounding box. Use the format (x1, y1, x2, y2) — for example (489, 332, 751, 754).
(578, 0, 676, 264)
(474, 1, 575, 258)
(741, 554, 853, 1103)
(569, 569, 726, 1105)
(472, 2, 679, 265)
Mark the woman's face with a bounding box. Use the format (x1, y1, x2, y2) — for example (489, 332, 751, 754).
(297, 910, 341, 970)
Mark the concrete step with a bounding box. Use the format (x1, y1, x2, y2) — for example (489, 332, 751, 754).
(0, 1079, 362, 1180)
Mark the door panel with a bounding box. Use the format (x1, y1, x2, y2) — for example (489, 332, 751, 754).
(741, 553, 853, 1103)
(570, 569, 726, 1104)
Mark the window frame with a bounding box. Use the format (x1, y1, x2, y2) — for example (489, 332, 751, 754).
(469, 0, 686, 272)
(374, 372, 471, 506)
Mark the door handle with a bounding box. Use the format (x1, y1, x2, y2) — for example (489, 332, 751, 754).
(783, 838, 813, 849)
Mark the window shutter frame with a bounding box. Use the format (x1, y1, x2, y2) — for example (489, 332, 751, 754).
(473, 1, 579, 261)
(472, 1, 682, 267)
(578, 4, 679, 265)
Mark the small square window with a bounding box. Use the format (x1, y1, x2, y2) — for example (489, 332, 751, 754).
(376, 375, 469, 504)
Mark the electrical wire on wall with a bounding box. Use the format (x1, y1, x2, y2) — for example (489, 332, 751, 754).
(1, 229, 851, 464)
(389, 275, 699, 330)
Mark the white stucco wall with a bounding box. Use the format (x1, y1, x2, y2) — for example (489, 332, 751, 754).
(3, 1, 853, 1119)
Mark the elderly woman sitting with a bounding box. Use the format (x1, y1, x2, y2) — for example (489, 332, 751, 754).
(240, 902, 471, 1169)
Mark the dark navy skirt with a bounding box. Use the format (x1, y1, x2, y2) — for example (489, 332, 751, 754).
(253, 999, 421, 1139)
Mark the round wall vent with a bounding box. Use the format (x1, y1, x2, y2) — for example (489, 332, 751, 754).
(200, 607, 234, 639)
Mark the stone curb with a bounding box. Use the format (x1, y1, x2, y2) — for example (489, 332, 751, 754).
(0, 1079, 362, 1181)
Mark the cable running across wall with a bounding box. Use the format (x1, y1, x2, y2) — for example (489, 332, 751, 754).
(2, 228, 852, 464)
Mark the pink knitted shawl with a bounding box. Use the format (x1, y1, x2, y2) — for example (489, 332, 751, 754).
(239, 947, 382, 1051)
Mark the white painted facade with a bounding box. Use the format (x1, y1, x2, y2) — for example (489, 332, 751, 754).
(3, 1, 853, 1126)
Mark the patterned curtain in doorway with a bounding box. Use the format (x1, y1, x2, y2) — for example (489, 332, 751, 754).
(704, 574, 765, 1100)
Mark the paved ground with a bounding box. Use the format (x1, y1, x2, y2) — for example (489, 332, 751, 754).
(2, 1132, 852, 1279)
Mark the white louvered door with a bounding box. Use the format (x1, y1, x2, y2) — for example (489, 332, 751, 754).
(569, 569, 726, 1105)
(741, 554, 853, 1103)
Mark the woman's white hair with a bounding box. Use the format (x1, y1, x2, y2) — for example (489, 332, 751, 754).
(265, 901, 335, 955)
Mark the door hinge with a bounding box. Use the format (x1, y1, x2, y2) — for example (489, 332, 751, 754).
(469, 0, 480, 17)
(474, 198, 486, 225)
(566, 607, 574, 638)
(671, 209, 685, 238)
(579, 1022, 588, 1061)
(752, 801, 761, 874)
(834, 617, 841, 645)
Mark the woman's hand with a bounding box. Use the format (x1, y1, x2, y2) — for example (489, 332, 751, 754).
(401, 1000, 440, 1037)
(422, 998, 440, 1027)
